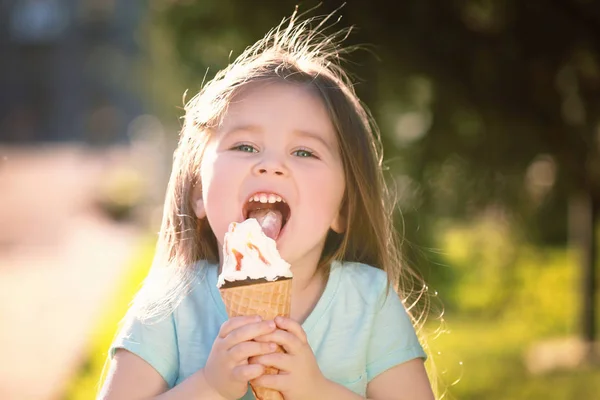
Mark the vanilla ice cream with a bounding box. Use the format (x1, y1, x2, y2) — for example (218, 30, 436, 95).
(217, 218, 292, 288)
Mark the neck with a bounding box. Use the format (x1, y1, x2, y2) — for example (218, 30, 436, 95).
(288, 257, 329, 323)
(290, 259, 322, 292)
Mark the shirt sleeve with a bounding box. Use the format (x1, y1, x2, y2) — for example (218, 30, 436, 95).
(366, 276, 427, 382)
(110, 309, 179, 388)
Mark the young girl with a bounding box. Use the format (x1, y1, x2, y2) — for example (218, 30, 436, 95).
(100, 10, 435, 400)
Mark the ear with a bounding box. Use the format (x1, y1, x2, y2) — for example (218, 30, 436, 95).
(192, 191, 206, 219)
(331, 212, 346, 234)
(193, 198, 206, 219)
(331, 197, 347, 233)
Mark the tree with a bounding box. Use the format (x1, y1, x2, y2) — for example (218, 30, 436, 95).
(151, 0, 599, 357)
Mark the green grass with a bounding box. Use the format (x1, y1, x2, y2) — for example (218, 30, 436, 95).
(63, 237, 155, 400)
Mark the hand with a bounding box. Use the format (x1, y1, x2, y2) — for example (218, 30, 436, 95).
(204, 315, 278, 400)
(250, 316, 329, 400)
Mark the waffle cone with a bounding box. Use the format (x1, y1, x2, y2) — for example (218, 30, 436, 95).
(220, 278, 292, 400)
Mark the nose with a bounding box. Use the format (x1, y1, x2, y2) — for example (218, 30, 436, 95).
(252, 153, 287, 176)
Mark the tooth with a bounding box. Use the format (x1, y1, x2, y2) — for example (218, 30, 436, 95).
(276, 196, 282, 202)
(248, 197, 254, 202)
(253, 195, 260, 202)
(268, 194, 276, 203)
(259, 194, 268, 203)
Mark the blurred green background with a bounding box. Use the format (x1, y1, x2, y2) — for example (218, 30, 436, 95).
(1, 1, 599, 399)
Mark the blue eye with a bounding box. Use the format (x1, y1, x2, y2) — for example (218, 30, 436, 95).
(293, 149, 315, 158)
(233, 144, 257, 153)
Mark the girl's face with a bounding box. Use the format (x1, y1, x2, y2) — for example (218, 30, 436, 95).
(196, 81, 346, 270)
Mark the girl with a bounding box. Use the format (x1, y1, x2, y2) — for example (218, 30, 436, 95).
(100, 10, 435, 400)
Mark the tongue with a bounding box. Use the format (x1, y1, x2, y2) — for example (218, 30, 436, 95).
(248, 209, 283, 240)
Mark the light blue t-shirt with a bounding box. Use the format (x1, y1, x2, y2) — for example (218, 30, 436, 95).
(110, 261, 426, 398)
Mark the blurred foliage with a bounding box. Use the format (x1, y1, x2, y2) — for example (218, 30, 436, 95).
(95, 166, 146, 221)
(436, 215, 589, 333)
(439, 214, 520, 317)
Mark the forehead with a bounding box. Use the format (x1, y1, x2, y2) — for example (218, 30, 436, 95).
(217, 81, 337, 144)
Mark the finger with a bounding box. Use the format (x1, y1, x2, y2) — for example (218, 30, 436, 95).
(219, 315, 262, 338)
(232, 364, 265, 382)
(251, 373, 288, 392)
(223, 320, 277, 349)
(275, 316, 308, 344)
(229, 341, 278, 362)
(248, 352, 292, 372)
(253, 329, 302, 354)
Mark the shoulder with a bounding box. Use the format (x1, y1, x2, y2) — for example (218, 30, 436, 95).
(335, 261, 389, 306)
(337, 261, 387, 284)
(172, 261, 223, 320)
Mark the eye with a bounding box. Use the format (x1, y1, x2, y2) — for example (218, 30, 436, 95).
(292, 148, 316, 158)
(232, 144, 258, 153)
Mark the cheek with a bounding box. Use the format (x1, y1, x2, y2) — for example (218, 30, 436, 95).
(200, 155, 246, 238)
(304, 167, 345, 215)
(201, 154, 237, 197)
(199, 151, 216, 194)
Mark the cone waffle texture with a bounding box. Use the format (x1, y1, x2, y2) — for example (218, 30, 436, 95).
(220, 278, 292, 400)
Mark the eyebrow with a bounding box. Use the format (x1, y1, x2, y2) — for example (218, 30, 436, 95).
(223, 124, 336, 151)
(292, 129, 336, 151)
(222, 124, 261, 136)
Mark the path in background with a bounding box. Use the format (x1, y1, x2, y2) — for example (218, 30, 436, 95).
(0, 145, 143, 400)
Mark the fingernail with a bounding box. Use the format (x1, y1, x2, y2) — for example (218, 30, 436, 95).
(268, 320, 276, 328)
(270, 343, 277, 350)
(254, 315, 262, 321)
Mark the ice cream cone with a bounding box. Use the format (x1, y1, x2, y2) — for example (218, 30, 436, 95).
(220, 278, 292, 400)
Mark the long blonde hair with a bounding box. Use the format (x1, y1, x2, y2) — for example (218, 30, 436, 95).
(130, 7, 434, 389)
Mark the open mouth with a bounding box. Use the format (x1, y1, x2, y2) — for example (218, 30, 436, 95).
(242, 193, 291, 240)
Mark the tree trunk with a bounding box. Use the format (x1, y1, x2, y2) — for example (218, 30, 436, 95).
(569, 190, 598, 361)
